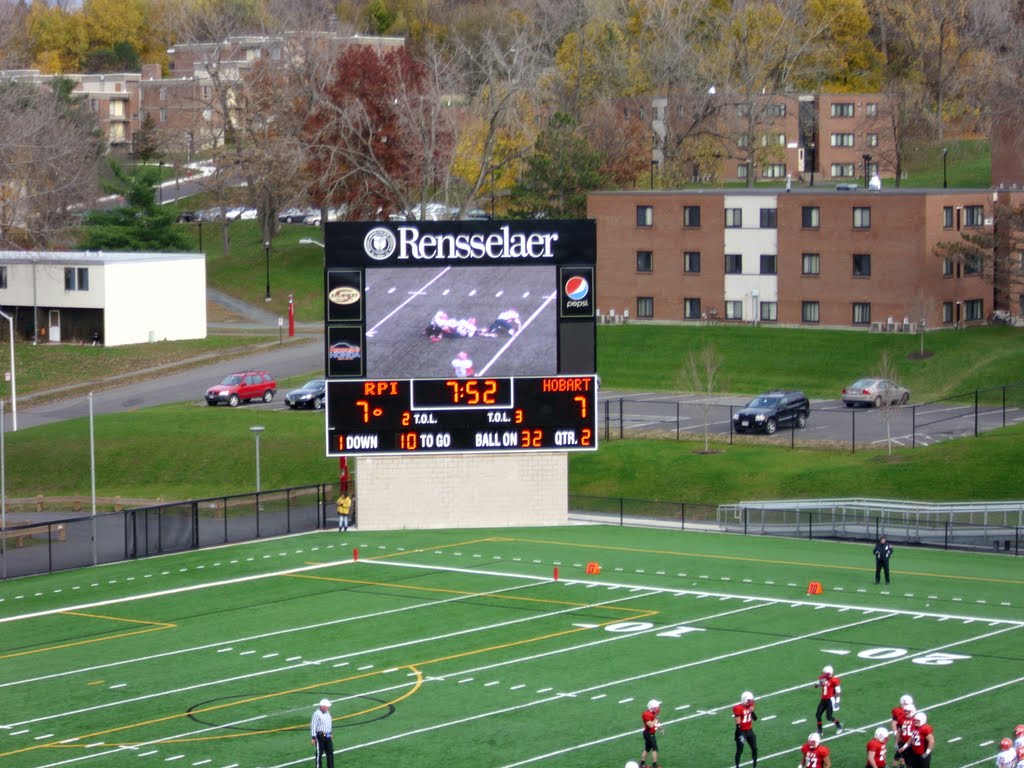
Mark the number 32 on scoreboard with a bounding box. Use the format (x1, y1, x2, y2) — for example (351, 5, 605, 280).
(520, 429, 543, 448)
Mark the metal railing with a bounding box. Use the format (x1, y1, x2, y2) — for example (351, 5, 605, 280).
(569, 494, 1022, 555)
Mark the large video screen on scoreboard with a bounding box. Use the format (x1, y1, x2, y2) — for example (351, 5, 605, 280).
(323, 220, 597, 456)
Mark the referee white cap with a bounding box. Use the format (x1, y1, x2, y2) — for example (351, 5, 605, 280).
(319, 699, 331, 708)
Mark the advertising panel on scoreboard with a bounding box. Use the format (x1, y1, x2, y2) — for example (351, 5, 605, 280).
(323, 219, 597, 456)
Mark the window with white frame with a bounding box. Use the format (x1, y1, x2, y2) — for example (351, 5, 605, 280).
(865, 102, 878, 116)
(762, 163, 786, 178)
(725, 300, 743, 319)
(683, 298, 701, 319)
(636, 205, 653, 227)
(942, 302, 954, 323)
(725, 254, 742, 274)
(943, 258, 954, 276)
(802, 253, 820, 275)
(963, 205, 985, 227)
(737, 163, 749, 179)
(683, 206, 701, 227)
(759, 208, 777, 228)
(802, 206, 820, 228)
(943, 207, 953, 228)
(964, 299, 983, 320)
(853, 207, 871, 229)
(637, 297, 654, 318)
(760, 302, 778, 321)
(831, 102, 854, 117)
(853, 303, 871, 324)
(725, 208, 742, 228)
(762, 133, 785, 147)
(831, 133, 855, 147)
(866, 133, 878, 147)
(737, 134, 749, 148)
(64, 267, 89, 291)
(831, 163, 855, 177)
(683, 251, 700, 273)
(802, 301, 820, 323)
(767, 103, 786, 117)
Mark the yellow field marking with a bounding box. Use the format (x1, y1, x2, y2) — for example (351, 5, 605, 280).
(0, 612, 175, 661)
(87, 681, 104, 687)
(287, 572, 645, 613)
(493, 536, 1024, 586)
(0, 666, 424, 757)
(362, 537, 507, 561)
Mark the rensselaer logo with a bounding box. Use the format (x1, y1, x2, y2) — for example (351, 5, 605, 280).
(364, 227, 397, 260)
(391, 225, 557, 260)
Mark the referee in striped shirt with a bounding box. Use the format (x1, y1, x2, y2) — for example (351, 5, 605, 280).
(310, 698, 334, 768)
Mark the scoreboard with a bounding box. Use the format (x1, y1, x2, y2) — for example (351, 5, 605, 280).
(326, 375, 596, 456)
(323, 220, 597, 457)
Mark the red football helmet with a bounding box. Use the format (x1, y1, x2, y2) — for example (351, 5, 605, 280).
(1000, 738, 1013, 751)
(1016, 724, 1024, 737)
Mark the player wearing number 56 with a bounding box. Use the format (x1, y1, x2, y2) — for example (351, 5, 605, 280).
(639, 698, 663, 768)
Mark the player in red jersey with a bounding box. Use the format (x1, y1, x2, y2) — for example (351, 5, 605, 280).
(867, 727, 890, 768)
(1015, 724, 1024, 751)
(733, 691, 758, 768)
(799, 732, 832, 768)
(891, 696, 914, 766)
(640, 699, 663, 768)
(813, 665, 843, 735)
(905, 711, 934, 768)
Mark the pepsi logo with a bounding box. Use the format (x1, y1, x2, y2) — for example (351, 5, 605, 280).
(565, 275, 589, 301)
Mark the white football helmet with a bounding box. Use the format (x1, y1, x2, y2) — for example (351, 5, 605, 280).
(741, 691, 754, 704)
(808, 733, 822, 747)
(875, 728, 890, 741)
(648, 699, 661, 711)
(903, 704, 916, 716)
(626, 762, 641, 768)
(821, 665, 834, 676)
(899, 694, 914, 707)
(913, 711, 927, 726)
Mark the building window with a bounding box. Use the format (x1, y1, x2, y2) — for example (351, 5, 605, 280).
(637, 297, 654, 318)
(853, 207, 871, 229)
(943, 302, 954, 324)
(725, 254, 742, 274)
(964, 299, 983, 321)
(725, 300, 743, 319)
(942, 258, 954, 276)
(963, 205, 985, 227)
(737, 103, 750, 116)
(636, 205, 653, 227)
(853, 253, 871, 277)
(683, 298, 701, 319)
(831, 102, 854, 117)
(943, 206, 954, 228)
(737, 163, 749, 179)
(802, 253, 820, 275)
(831, 163, 856, 177)
(853, 303, 871, 324)
(683, 206, 701, 227)
(830, 132, 855, 147)
(762, 133, 785, 147)
(760, 302, 778, 321)
(866, 133, 878, 148)
(802, 301, 820, 323)
(201, 85, 212, 100)
(159, 108, 167, 123)
(866, 162, 879, 177)
(159, 87, 167, 101)
(759, 208, 778, 228)
(737, 134, 749, 148)
(725, 208, 742, 228)
(963, 254, 981, 275)
(767, 103, 786, 117)
(802, 206, 820, 229)
(64, 267, 89, 291)
(636, 251, 653, 272)
(865, 102, 878, 117)
(683, 251, 701, 273)
(0, 266, 6, 289)
(762, 163, 787, 178)
(760, 254, 777, 274)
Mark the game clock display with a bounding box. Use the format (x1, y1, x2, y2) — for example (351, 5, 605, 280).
(326, 375, 598, 456)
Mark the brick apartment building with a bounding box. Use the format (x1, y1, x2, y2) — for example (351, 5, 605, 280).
(588, 188, 1024, 329)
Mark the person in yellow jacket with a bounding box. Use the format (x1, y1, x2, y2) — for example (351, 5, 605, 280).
(336, 493, 352, 531)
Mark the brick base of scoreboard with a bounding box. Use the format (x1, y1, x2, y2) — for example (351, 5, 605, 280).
(351, 452, 568, 530)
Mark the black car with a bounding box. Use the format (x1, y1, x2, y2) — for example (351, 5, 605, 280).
(284, 379, 326, 410)
(733, 390, 810, 435)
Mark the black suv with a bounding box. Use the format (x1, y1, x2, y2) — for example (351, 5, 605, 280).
(733, 390, 810, 435)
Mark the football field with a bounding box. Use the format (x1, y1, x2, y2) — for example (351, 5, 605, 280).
(1, 527, 1021, 768)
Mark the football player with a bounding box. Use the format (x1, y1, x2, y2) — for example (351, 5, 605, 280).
(733, 691, 758, 768)
(1014, 724, 1024, 751)
(867, 727, 890, 768)
(640, 699, 662, 768)
(799, 732, 832, 768)
(895, 704, 917, 764)
(813, 665, 843, 735)
(995, 738, 1016, 768)
(905, 711, 934, 768)
(891, 696, 914, 766)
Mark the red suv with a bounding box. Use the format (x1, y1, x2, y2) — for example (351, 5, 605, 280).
(205, 371, 277, 407)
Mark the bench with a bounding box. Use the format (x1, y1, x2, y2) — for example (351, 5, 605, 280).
(1, 523, 66, 548)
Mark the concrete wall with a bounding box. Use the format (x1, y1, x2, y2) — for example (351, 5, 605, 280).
(353, 452, 568, 530)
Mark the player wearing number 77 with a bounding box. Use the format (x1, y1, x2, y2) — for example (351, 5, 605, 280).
(799, 732, 832, 768)
(639, 699, 663, 768)
(813, 665, 843, 735)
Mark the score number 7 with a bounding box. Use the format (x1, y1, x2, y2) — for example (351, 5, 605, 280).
(573, 395, 588, 418)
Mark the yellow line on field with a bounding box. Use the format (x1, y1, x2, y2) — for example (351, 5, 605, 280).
(0, 613, 175, 661)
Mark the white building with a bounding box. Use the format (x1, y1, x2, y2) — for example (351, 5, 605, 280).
(0, 251, 206, 347)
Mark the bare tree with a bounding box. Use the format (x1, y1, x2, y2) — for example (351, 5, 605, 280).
(874, 349, 903, 456)
(906, 289, 937, 357)
(680, 341, 723, 454)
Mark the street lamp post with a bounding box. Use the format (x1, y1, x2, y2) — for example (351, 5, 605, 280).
(250, 425, 265, 493)
(942, 147, 948, 188)
(264, 240, 271, 302)
(158, 160, 164, 204)
(862, 154, 871, 188)
(0, 310, 16, 431)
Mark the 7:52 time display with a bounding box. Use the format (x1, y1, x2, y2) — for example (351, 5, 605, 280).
(326, 376, 598, 456)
